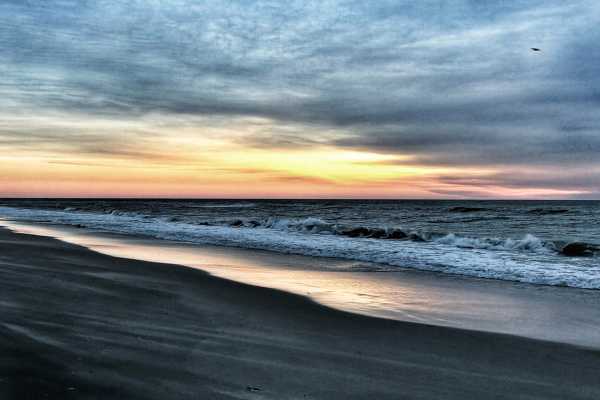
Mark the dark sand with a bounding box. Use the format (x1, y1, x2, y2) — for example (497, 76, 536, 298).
(1, 227, 599, 399)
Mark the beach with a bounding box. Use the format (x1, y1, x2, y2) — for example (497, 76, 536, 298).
(2, 226, 600, 399)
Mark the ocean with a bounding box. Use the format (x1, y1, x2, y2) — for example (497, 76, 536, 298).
(1, 199, 599, 289)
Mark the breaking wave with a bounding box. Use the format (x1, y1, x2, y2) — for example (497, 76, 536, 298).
(222, 217, 597, 257)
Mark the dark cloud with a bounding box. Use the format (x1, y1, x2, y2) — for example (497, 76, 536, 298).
(425, 188, 499, 199)
(439, 171, 600, 191)
(431, 169, 600, 199)
(337, 123, 600, 167)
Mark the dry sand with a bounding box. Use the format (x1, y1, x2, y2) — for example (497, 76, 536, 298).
(1, 227, 599, 399)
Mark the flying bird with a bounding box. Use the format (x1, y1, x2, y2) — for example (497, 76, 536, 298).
(530, 48, 541, 52)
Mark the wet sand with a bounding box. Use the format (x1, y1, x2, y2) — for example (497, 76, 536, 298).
(1, 227, 600, 399)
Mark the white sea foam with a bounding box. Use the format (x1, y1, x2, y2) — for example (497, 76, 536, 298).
(433, 233, 552, 253)
(1, 206, 599, 289)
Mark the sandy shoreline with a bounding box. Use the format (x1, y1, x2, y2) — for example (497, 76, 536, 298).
(1, 227, 600, 399)
(7, 219, 600, 349)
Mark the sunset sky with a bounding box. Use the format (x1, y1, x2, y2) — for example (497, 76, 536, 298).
(1, 0, 599, 198)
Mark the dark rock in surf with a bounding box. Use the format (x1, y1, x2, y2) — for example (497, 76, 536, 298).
(561, 242, 598, 257)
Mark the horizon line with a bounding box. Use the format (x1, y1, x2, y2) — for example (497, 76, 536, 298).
(1, 197, 598, 201)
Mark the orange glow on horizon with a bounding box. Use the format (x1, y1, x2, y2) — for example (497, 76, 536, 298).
(0, 115, 591, 199)
(0, 150, 586, 199)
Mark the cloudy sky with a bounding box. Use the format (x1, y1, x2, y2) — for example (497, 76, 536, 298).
(1, 0, 599, 198)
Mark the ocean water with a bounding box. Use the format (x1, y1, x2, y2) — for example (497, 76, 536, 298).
(1, 199, 599, 289)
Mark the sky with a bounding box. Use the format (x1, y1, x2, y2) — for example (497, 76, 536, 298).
(1, 0, 599, 199)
